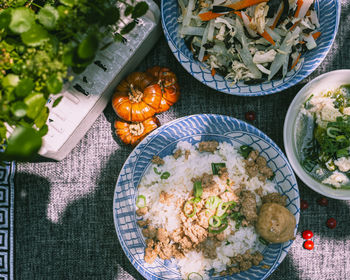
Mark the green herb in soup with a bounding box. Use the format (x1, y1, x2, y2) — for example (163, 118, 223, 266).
(297, 85, 350, 189)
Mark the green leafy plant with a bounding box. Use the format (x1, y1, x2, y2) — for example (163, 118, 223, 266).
(0, 0, 148, 161)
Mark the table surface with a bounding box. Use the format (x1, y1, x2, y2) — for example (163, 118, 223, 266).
(15, 1, 350, 279)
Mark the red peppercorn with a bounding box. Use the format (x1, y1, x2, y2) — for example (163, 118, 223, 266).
(245, 111, 256, 121)
(300, 199, 309, 210)
(302, 230, 313, 239)
(326, 218, 337, 229)
(303, 240, 314, 250)
(317, 197, 328, 206)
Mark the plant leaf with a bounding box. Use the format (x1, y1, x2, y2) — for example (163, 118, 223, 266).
(124, 6, 133, 17)
(34, 107, 49, 129)
(0, 9, 11, 29)
(37, 5, 59, 30)
(52, 96, 63, 108)
(121, 21, 136, 35)
(77, 33, 99, 60)
(1, 126, 42, 161)
(47, 75, 63, 94)
(38, 124, 48, 137)
(1, 74, 20, 88)
(21, 24, 50, 47)
(10, 101, 27, 118)
(15, 78, 34, 97)
(132, 2, 149, 19)
(102, 7, 120, 25)
(9, 7, 35, 34)
(24, 92, 46, 120)
(0, 121, 7, 141)
(60, 0, 76, 7)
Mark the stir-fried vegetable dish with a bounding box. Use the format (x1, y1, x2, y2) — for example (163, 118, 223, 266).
(178, 0, 320, 83)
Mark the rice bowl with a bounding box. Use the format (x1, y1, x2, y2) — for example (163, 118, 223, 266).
(137, 141, 281, 279)
(113, 114, 300, 280)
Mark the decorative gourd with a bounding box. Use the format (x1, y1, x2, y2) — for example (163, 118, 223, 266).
(112, 72, 161, 122)
(114, 117, 160, 146)
(112, 66, 180, 145)
(147, 66, 180, 113)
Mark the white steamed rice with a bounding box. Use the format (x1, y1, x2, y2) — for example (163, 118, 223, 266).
(138, 141, 276, 279)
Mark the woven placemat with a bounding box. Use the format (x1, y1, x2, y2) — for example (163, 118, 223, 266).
(0, 162, 14, 280)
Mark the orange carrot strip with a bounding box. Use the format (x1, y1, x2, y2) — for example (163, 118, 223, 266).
(290, 53, 301, 70)
(312, 31, 321, 40)
(289, 20, 301, 31)
(260, 30, 275, 45)
(227, 0, 268, 11)
(234, 11, 243, 18)
(294, 0, 303, 18)
(202, 54, 210, 62)
(236, 10, 274, 45)
(299, 40, 306, 44)
(198, 11, 224, 21)
(270, 3, 284, 30)
(199, 0, 268, 21)
(211, 68, 216, 76)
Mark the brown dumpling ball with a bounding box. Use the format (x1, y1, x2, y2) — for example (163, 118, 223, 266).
(256, 202, 296, 243)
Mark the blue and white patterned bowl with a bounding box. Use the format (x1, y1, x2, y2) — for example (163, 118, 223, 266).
(161, 0, 340, 96)
(113, 114, 300, 280)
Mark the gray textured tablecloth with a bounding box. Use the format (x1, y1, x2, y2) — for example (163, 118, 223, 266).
(15, 1, 350, 279)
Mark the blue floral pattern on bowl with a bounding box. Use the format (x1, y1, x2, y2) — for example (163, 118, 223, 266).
(161, 0, 340, 96)
(113, 114, 299, 280)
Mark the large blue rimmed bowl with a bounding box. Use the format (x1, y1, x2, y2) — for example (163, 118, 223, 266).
(161, 0, 340, 96)
(113, 114, 300, 280)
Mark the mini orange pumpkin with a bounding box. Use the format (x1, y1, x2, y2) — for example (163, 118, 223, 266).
(147, 66, 180, 113)
(114, 116, 160, 146)
(112, 72, 161, 122)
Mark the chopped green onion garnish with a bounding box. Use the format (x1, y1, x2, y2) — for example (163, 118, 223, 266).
(209, 215, 222, 227)
(259, 236, 270, 246)
(226, 179, 230, 185)
(336, 148, 349, 158)
(336, 135, 347, 142)
(230, 212, 244, 229)
(153, 167, 161, 175)
(208, 220, 228, 234)
(326, 127, 341, 138)
(239, 145, 253, 159)
(184, 200, 197, 218)
(205, 196, 222, 210)
(192, 197, 201, 203)
(304, 94, 314, 109)
(160, 171, 170, 179)
(303, 158, 317, 172)
(216, 201, 234, 217)
(193, 181, 203, 198)
(211, 162, 226, 175)
(268, 172, 276, 180)
(136, 195, 146, 208)
(187, 272, 203, 280)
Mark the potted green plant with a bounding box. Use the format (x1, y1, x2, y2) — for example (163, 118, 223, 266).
(0, 0, 148, 161)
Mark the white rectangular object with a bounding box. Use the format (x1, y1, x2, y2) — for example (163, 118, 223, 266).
(39, 0, 161, 161)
